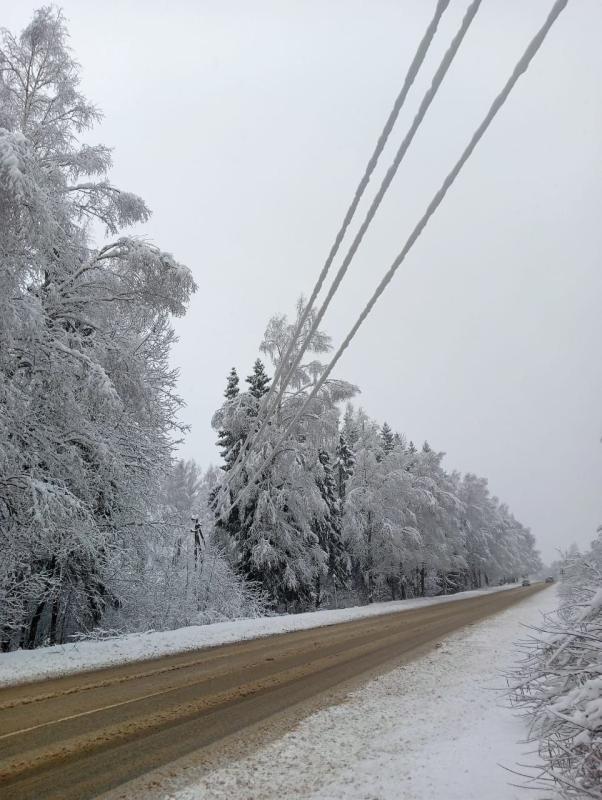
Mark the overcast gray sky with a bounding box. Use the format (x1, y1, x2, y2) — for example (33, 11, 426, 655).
(6, 1, 601, 562)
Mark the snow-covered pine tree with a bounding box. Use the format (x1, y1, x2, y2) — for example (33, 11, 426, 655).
(213, 360, 269, 484)
(211, 367, 249, 552)
(246, 359, 270, 400)
(342, 403, 360, 448)
(335, 433, 355, 503)
(406, 440, 417, 471)
(211, 360, 271, 575)
(380, 423, 395, 454)
(313, 449, 349, 606)
(216, 368, 241, 471)
(225, 368, 240, 399)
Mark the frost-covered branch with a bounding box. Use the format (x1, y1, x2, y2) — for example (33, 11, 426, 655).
(508, 540, 602, 798)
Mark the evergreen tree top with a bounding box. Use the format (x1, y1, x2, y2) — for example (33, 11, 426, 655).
(246, 358, 271, 399)
(380, 422, 395, 453)
(342, 404, 360, 447)
(224, 367, 239, 400)
(337, 433, 355, 460)
(335, 433, 355, 484)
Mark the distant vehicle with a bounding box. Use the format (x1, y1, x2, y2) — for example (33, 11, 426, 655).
(545, 576, 555, 583)
(522, 579, 531, 587)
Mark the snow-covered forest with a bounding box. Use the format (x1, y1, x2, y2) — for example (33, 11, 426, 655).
(209, 309, 541, 611)
(0, 7, 545, 653)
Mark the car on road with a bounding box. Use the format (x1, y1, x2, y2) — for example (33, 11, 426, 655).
(545, 576, 555, 583)
(521, 579, 531, 587)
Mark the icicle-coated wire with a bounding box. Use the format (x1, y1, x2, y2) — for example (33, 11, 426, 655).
(217, 0, 451, 501)
(266, 0, 481, 431)
(225, 0, 569, 519)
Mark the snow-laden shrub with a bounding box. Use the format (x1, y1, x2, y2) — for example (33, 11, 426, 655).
(102, 534, 266, 634)
(509, 537, 602, 798)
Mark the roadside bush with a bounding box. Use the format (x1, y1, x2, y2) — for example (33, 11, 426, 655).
(509, 536, 602, 798)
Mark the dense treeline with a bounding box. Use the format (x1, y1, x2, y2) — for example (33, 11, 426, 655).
(0, 9, 539, 651)
(211, 306, 541, 611)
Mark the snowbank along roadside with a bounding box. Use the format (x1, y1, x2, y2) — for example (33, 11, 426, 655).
(0, 583, 521, 687)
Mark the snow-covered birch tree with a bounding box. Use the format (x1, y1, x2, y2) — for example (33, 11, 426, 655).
(0, 8, 196, 649)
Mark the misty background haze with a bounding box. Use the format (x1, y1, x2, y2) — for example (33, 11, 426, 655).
(5, 0, 600, 563)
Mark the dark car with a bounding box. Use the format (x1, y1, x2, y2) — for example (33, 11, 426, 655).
(545, 576, 555, 583)
(522, 579, 531, 587)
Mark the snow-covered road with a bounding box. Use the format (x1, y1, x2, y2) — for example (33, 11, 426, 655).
(121, 586, 556, 800)
(0, 583, 519, 688)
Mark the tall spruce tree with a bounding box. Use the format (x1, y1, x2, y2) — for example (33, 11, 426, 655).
(335, 433, 355, 503)
(214, 359, 274, 588)
(380, 422, 395, 454)
(313, 449, 349, 605)
(342, 404, 360, 448)
(216, 368, 240, 471)
(246, 359, 270, 400)
(224, 368, 240, 399)
(212, 368, 245, 548)
(226, 359, 270, 582)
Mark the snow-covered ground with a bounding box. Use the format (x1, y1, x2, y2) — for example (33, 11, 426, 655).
(0, 583, 519, 687)
(125, 585, 557, 800)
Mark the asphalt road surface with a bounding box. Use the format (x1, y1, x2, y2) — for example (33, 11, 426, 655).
(0, 584, 547, 799)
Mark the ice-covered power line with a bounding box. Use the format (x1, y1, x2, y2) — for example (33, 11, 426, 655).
(223, 0, 569, 520)
(218, 0, 451, 497)
(265, 0, 481, 432)
(261, 0, 451, 399)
